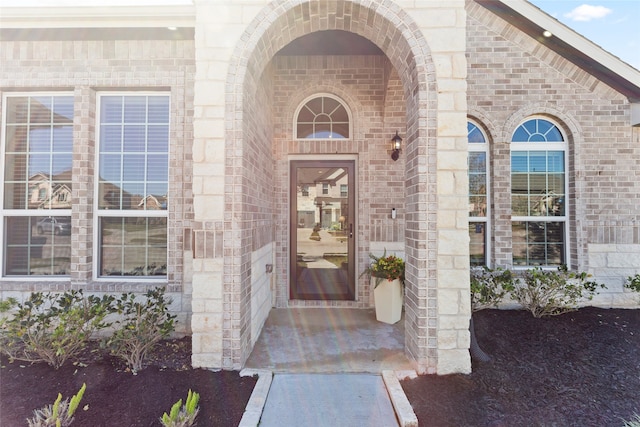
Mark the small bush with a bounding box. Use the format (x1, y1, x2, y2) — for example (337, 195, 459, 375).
(27, 383, 86, 427)
(0, 297, 18, 331)
(0, 291, 114, 369)
(0, 297, 17, 313)
(510, 266, 605, 318)
(106, 287, 176, 372)
(624, 274, 640, 293)
(470, 266, 515, 312)
(160, 389, 200, 427)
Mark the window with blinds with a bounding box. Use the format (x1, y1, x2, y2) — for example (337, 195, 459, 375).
(96, 94, 169, 278)
(511, 118, 567, 267)
(467, 120, 489, 267)
(2, 94, 73, 276)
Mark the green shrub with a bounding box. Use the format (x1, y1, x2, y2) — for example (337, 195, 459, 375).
(470, 266, 515, 312)
(510, 266, 605, 318)
(0, 297, 17, 313)
(624, 274, 640, 293)
(0, 297, 18, 331)
(0, 291, 114, 369)
(27, 383, 86, 427)
(106, 287, 176, 372)
(160, 389, 200, 427)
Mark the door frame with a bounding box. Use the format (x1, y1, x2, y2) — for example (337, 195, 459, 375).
(289, 157, 357, 301)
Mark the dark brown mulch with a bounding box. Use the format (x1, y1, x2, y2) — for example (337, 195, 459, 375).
(402, 307, 640, 427)
(0, 337, 257, 427)
(2, 309, 639, 427)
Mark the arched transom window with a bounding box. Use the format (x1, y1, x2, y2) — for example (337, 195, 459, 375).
(511, 117, 568, 267)
(295, 95, 350, 139)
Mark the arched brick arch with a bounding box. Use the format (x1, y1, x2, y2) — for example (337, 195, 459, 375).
(222, 0, 439, 370)
(502, 103, 581, 143)
(467, 107, 499, 144)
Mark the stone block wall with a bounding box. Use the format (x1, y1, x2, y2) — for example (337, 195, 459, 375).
(407, 0, 471, 376)
(196, 0, 471, 373)
(192, 0, 279, 368)
(588, 229, 640, 307)
(251, 242, 274, 345)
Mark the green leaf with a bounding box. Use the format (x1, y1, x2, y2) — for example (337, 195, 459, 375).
(68, 383, 86, 417)
(185, 389, 200, 414)
(169, 399, 182, 420)
(52, 393, 62, 419)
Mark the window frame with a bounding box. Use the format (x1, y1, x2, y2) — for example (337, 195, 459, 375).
(0, 92, 74, 279)
(93, 92, 170, 281)
(293, 93, 352, 140)
(467, 119, 491, 267)
(510, 116, 569, 268)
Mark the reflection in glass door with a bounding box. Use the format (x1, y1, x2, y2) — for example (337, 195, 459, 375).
(290, 160, 355, 300)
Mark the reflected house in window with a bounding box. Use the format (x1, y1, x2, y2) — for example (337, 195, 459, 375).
(100, 181, 133, 210)
(101, 187, 166, 211)
(296, 167, 349, 231)
(28, 171, 72, 210)
(137, 194, 167, 210)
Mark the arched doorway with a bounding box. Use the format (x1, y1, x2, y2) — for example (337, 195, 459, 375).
(191, 0, 471, 375)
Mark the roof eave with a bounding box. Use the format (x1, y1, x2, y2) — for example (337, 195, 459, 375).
(488, 0, 640, 101)
(0, 5, 196, 29)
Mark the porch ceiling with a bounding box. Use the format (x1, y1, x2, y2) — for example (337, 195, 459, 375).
(276, 30, 383, 56)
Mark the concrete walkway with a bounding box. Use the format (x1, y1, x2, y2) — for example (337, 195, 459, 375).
(239, 308, 419, 426)
(259, 374, 397, 426)
(239, 370, 418, 427)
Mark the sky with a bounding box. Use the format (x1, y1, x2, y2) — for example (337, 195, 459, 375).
(529, 0, 640, 70)
(1, 0, 639, 70)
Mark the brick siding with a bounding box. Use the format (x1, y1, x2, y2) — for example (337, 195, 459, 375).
(0, 37, 196, 332)
(467, 1, 640, 304)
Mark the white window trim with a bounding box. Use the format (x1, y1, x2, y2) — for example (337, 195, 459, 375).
(0, 92, 74, 280)
(467, 119, 491, 267)
(93, 91, 170, 282)
(293, 93, 352, 140)
(510, 116, 570, 269)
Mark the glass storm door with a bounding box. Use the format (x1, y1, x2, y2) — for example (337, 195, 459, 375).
(290, 160, 355, 300)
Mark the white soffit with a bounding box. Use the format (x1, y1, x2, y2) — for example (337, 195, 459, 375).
(0, 5, 196, 28)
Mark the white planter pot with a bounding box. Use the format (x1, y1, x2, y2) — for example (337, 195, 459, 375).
(373, 278, 403, 324)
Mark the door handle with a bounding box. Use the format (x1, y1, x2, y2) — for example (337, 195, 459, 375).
(349, 223, 353, 238)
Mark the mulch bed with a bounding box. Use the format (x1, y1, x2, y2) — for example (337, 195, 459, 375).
(402, 307, 640, 427)
(2, 308, 639, 426)
(0, 337, 257, 427)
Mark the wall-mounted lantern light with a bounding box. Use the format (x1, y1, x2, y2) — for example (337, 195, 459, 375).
(391, 131, 402, 161)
